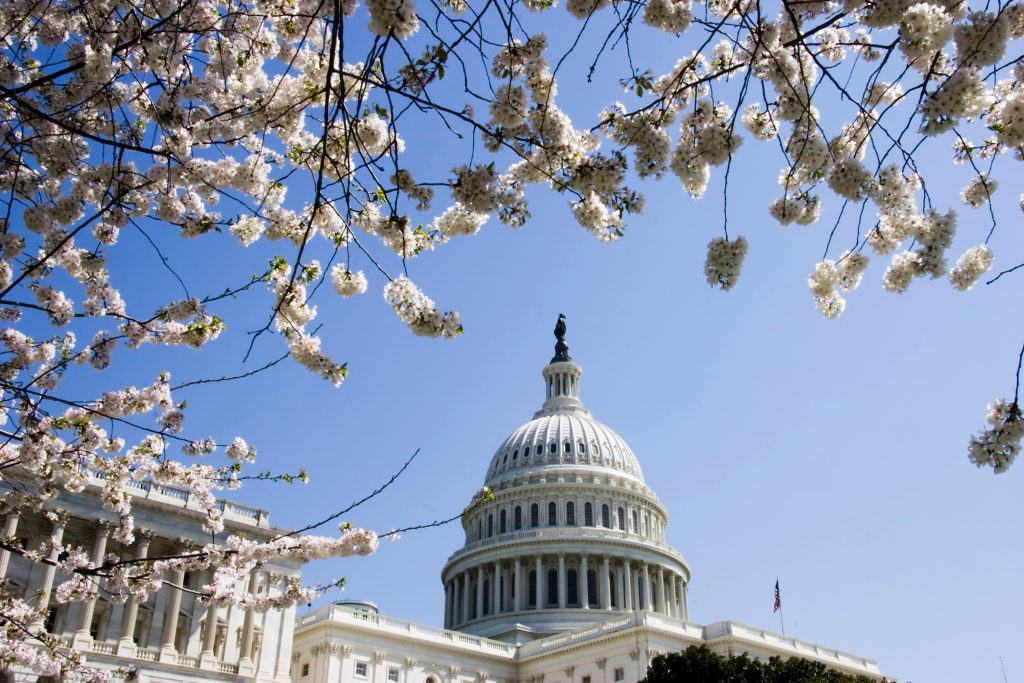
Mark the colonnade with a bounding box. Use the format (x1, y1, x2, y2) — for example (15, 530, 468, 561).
(0, 509, 286, 674)
(442, 553, 687, 629)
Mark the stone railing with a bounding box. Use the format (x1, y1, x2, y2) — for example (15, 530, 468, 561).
(702, 621, 881, 675)
(447, 526, 687, 563)
(298, 605, 517, 657)
(518, 612, 702, 658)
(71, 638, 250, 675)
(81, 468, 270, 528)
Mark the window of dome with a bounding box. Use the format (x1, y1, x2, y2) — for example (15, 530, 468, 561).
(513, 449, 518, 460)
(547, 501, 557, 526)
(593, 443, 600, 455)
(584, 502, 593, 526)
(487, 513, 494, 537)
(523, 446, 529, 457)
(617, 507, 625, 531)
(564, 442, 571, 453)
(514, 506, 522, 530)
(566, 501, 575, 526)
(502, 453, 508, 464)
(567, 568, 579, 606)
(530, 503, 539, 528)
(579, 442, 586, 454)
(549, 442, 557, 454)
(601, 504, 610, 528)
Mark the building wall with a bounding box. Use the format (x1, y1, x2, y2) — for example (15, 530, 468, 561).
(1, 477, 301, 683)
(291, 607, 884, 683)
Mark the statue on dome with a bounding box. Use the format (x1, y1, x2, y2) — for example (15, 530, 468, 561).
(552, 314, 571, 362)
(554, 313, 566, 341)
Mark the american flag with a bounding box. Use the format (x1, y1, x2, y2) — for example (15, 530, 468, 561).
(773, 580, 781, 613)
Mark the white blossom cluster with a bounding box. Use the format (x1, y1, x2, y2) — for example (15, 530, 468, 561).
(968, 399, 1024, 473)
(331, 263, 369, 297)
(807, 251, 870, 318)
(383, 275, 462, 337)
(948, 244, 993, 290)
(704, 236, 749, 290)
(960, 173, 998, 207)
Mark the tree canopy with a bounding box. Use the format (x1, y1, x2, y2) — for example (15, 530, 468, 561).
(641, 645, 891, 683)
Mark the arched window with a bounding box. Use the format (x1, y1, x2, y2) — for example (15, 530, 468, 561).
(579, 442, 586, 454)
(567, 568, 579, 606)
(587, 569, 598, 607)
(564, 441, 571, 453)
(566, 501, 575, 526)
(502, 453, 508, 464)
(601, 504, 610, 528)
(514, 506, 523, 530)
(550, 442, 557, 454)
(499, 509, 507, 534)
(512, 449, 519, 460)
(617, 506, 625, 531)
(644, 512, 650, 536)
(524, 446, 530, 457)
(488, 513, 494, 537)
(547, 569, 558, 606)
(547, 501, 557, 526)
(584, 502, 593, 526)
(528, 571, 537, 607)
(530, 503, 539, 528)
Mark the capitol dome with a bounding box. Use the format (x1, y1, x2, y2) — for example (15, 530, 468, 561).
(440, 319, 690, 642)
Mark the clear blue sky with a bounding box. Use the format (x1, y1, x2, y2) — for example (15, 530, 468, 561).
(34, 5, 1024, 682)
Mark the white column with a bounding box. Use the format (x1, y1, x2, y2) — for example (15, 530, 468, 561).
(491, 562, 500, 616)
(31, 512, 67, 632)
(623, 561, 633, 611)
(535, 555, 544, 608)
(475, 565, 484, 619)
(461, 572, 470, 623)
(443, 581, 451, 628)
(236, 569, 261, 674)
(656, 567, 666, 614)
(513, 558, 522, 611)
(557, 554, 566, 609)
(666, 573, 677, 618)
(682, 579, 689, 620)
(601, 555, 611, 610)
(641, 562, 651, 611)
(157, 566, 186, 662)
(117, 530, 154, 655)
(71, 520, 110, 649)
(580, 554, 589, 609)
(199, 571, 220, 670)
(0, 512, 20, 580)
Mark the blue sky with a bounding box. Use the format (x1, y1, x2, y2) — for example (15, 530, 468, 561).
(20, 3, 1024, 681)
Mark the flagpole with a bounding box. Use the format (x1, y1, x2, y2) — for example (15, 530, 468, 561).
(773, 579, 785, 635)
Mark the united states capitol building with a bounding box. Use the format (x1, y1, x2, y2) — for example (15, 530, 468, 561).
(2, 324, 884, 682)
(287, 325, 885, 683)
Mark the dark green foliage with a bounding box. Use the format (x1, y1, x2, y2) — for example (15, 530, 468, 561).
(640, 645, 889, 683)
